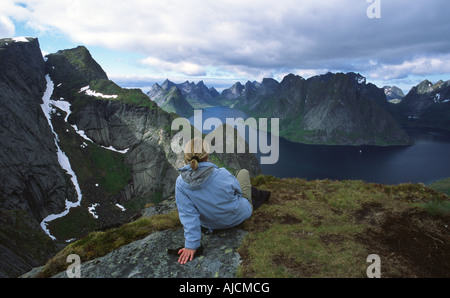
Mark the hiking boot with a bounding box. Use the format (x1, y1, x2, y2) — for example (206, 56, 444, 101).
(251, 186, 271, 211)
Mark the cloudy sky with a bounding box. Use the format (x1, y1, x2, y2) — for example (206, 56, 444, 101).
(1, 0, 450, 92)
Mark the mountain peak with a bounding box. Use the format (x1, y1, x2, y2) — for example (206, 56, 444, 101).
(221, 82, 245, 100)
(349, 72, 367, 85)
(280, 73, 305, 85)
(384, 86, 405, 102)
(147, 83, 164, 99)
(260, 78, 280, 95)
(48, 45, 108, 84)
(417, 80, 434, 94)
(161, 79, 175, 90)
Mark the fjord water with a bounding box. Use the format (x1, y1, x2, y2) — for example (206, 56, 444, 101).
(189, 107, 450, 185)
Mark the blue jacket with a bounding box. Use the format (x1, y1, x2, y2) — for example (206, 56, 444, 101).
(175, 162, 252, 249)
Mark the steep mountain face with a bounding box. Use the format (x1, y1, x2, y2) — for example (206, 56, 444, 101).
(392, 80, 450, 130)
(0, 38, 77, 221)
(147, 79, 220, 110)
(221, 82, 245, 100)
(0, 38, 70, 277)
(0, 39, 261, 277)
(228, 72, 412, 146)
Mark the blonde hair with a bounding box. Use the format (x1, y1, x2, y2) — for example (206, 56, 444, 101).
(184, 138, 210, 170)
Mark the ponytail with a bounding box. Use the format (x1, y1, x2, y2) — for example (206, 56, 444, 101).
(184, 138, 209, 170)
(190, 156, 200, 170)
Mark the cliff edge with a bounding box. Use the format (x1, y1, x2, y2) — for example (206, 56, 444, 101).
(24, 176, 450, 278)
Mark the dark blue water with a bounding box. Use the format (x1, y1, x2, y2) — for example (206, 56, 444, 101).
(189, 107, 450, 185)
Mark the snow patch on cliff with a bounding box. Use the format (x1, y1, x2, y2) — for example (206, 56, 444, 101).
(40, 75, 82, 240)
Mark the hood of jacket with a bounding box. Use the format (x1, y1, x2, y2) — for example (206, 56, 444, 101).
(179, 162, 218, 188)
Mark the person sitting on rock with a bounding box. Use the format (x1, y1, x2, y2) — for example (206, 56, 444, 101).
(175, 137, 253, 264)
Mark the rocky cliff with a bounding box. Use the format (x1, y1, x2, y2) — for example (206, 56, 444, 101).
(0, 37, 73, 277)
(226, 72, 412, 146)
(0, 39, 261, 277)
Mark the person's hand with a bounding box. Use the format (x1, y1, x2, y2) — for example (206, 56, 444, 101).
(178, 248, 196, 264)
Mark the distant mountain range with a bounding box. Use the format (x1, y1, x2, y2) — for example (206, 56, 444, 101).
(224, 72, 413, 146)
(147, 79, 221, 117)
(148, 73, 450, 146)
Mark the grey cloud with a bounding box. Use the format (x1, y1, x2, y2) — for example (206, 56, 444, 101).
(6, 0, 450, 83)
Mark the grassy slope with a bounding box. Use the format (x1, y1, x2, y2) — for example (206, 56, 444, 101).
(238, 176, 450, 278)
(37, 176, 450, 278)
(88, 79, 158, 110)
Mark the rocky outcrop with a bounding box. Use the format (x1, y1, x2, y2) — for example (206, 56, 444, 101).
(21, 197, 248, 278)
(51, 227, 247, 278)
